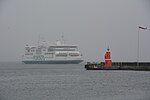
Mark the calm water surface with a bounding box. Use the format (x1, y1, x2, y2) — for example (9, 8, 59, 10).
(0, 62, 150, 100)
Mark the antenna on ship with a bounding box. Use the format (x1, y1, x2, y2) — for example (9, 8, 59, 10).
(61, 32, 65, 45)
(38, 33, 40, 46)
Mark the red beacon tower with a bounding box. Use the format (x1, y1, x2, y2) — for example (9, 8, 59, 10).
(104, 47, 112, 66)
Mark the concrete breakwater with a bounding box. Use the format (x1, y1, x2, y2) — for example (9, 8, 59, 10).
(85, 62, 150, 71)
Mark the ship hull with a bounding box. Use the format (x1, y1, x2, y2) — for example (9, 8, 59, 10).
(22, 60, 83, 64)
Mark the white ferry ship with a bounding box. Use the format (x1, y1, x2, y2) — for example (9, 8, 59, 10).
(22, 40, 83, 64)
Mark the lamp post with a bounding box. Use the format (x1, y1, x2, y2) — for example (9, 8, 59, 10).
(137, 26, 147, 67)
(137, 28, 140, 67)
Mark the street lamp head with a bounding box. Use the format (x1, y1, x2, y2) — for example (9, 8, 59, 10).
(138, 26, 147, 30)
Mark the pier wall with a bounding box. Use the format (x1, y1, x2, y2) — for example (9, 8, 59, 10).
(85, 62, 150, 71)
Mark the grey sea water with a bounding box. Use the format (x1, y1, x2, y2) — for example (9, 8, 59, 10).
(0, 62, 150, 100)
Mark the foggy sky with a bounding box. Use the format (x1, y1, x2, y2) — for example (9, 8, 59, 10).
(0, 0, 150, 62)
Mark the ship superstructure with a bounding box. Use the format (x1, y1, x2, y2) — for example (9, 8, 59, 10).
(22, 40, 83, 64)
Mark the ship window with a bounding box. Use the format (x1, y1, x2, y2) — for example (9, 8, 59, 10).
(45, 53, 54, 55)
(52, 49, 76, 51)
(50, 46, 77, 48)
(31, 50, 35, 52)
(25, 53, 33, 55)
(69, 53, 79, 56)
(56, 53, 67, 57)
(48, 48, 54, 52)
(56, 55, 67, 57)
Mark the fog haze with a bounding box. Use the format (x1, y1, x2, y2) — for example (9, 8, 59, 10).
(0, 0, 150, 62)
